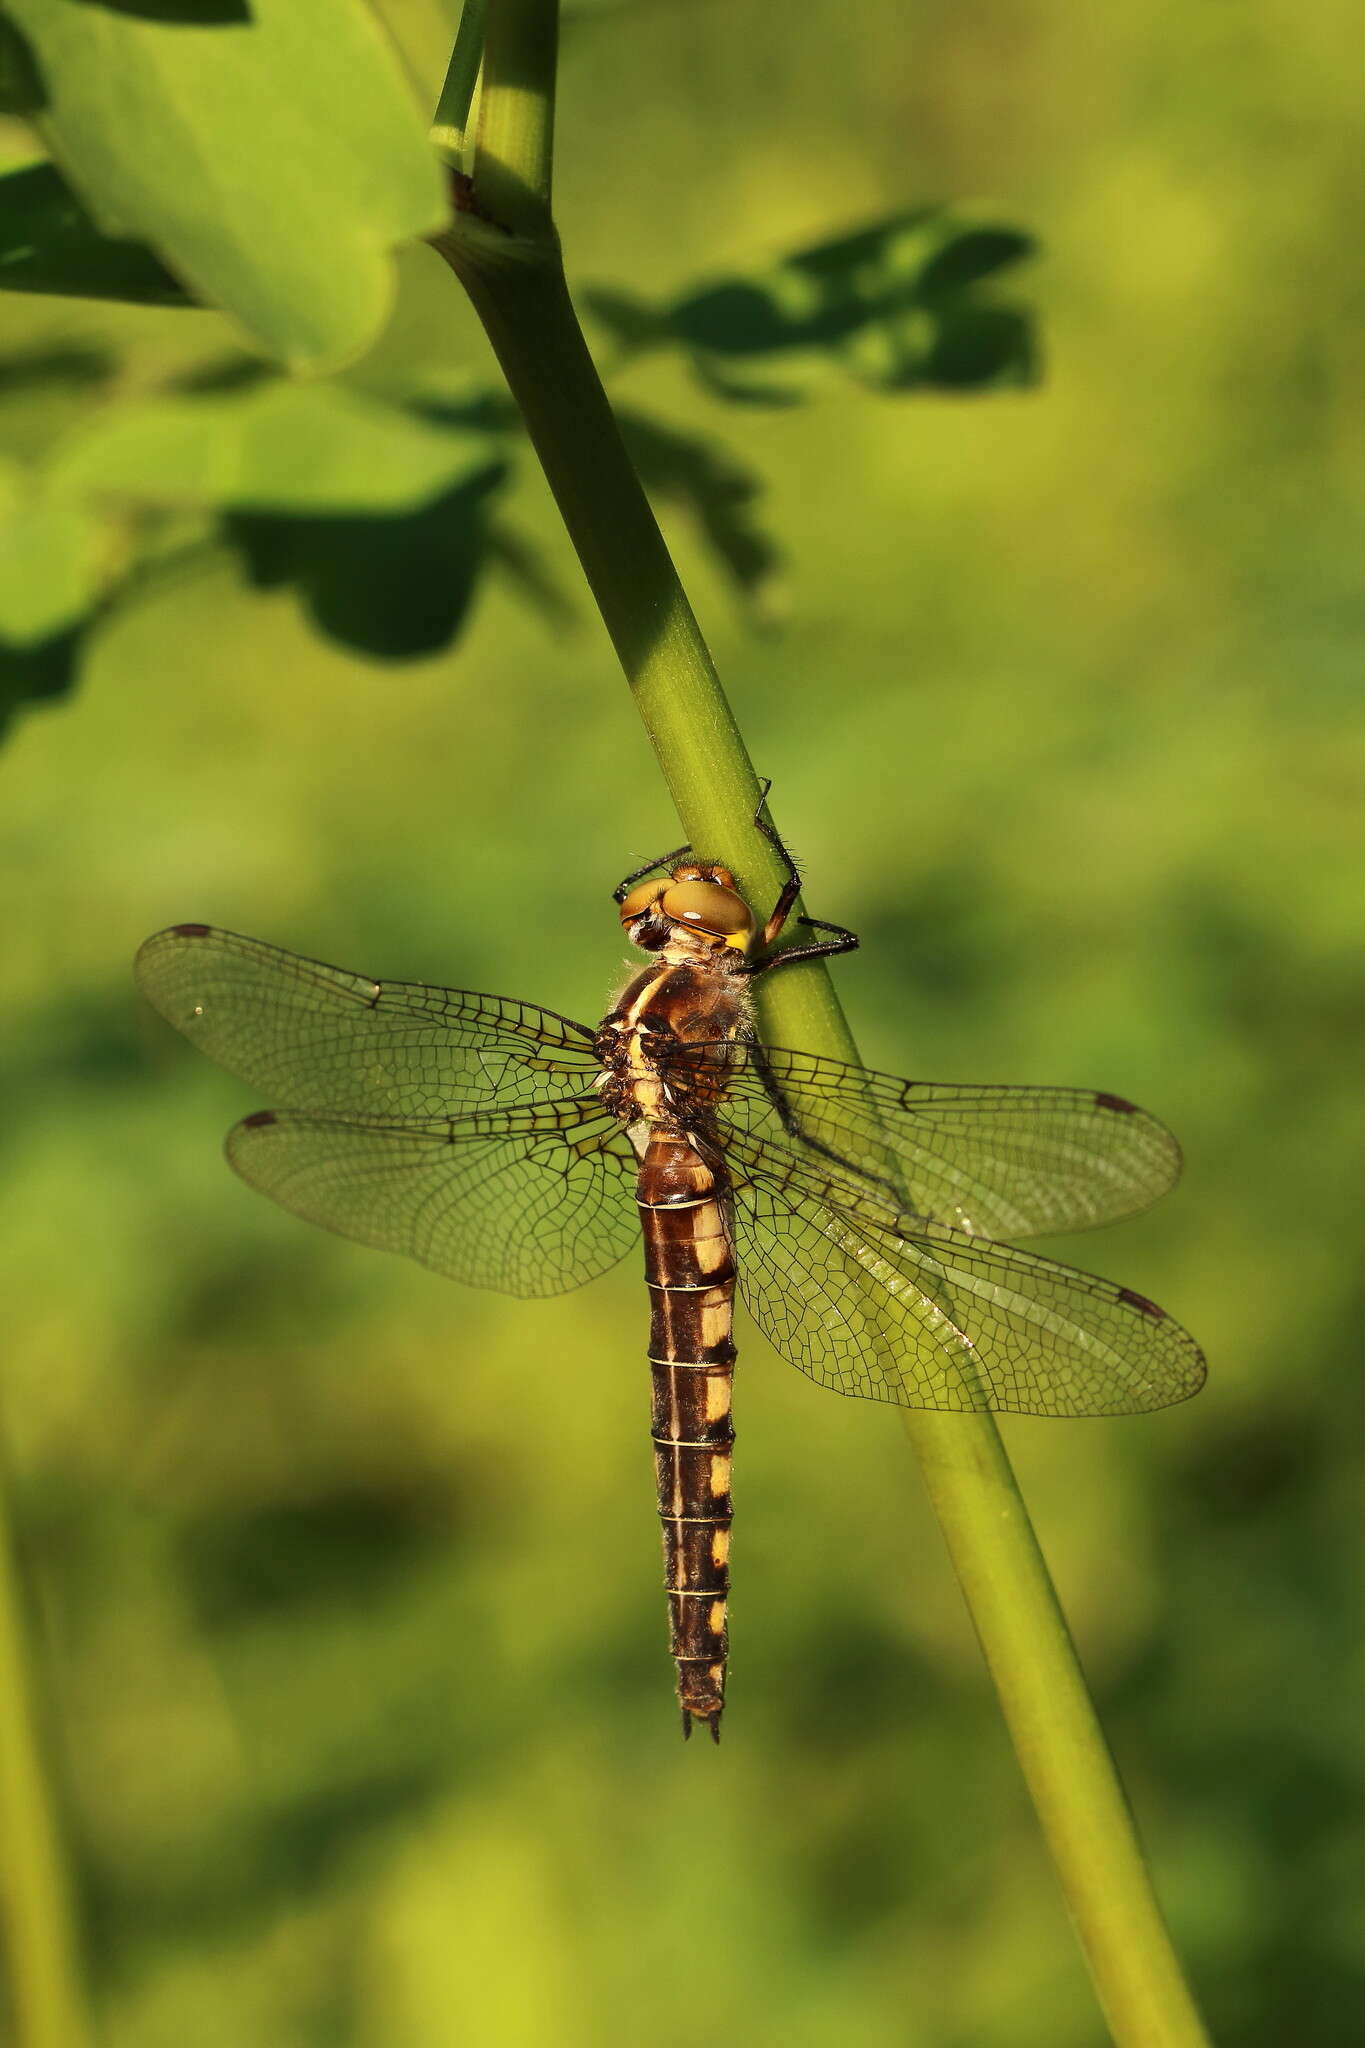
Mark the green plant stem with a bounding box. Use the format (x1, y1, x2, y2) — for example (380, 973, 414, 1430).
(471, 0, 557, 235)
(433, 7, 1211, 2039)
(430, 0, 488, 168)
(0, 1462, 88, 2048)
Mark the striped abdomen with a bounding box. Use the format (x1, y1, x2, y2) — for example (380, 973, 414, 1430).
(639, 1129, 735, 1742)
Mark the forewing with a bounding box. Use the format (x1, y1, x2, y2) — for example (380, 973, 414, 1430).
(138, 924, 638, 1296)
(701, 1040, 1181, 1239)
(228, 1107, 639, 1298)
(136, 925, 601, 1117)
(727, 1136, 1204, 1415)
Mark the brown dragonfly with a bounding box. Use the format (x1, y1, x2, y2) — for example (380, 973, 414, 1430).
(135, 801, 1204, 1740)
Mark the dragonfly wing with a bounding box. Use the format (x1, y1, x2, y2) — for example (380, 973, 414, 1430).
(708, 1041, 1182, 1239)
(727, 1137, 1205, 1415)
(228, 1106, 639, 1298)
(136, 925, 601, 1117)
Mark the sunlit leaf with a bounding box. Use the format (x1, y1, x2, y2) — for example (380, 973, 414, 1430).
(3, 0, 448, 367)
(0, 456, 108, 643)
(0, 456, 110, 733)
(55, 382, 503, 515)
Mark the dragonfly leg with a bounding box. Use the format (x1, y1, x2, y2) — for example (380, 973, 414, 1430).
(755, 914, 861, 975)
(743, 1029, 904, 1213)
(751, 783, 860, 964)
(613, 842, 693, 904)
(750, 778, 804, 944)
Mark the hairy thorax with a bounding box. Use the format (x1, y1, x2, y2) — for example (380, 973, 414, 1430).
(594, 938, 751, 1131)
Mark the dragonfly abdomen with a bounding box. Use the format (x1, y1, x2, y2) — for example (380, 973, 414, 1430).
(639, 1130, 735, 1743)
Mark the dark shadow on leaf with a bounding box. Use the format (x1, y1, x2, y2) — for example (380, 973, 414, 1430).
(589, 208, 1040, 403)
(782, 210, 939, 282)
(71, 0, 251, 20)
(0, 161, 190, 306)
(0, 10, 44, 112)
(0, 627, 86, 739)
(0, 341, 113, 396)
(169, 354, 274, 397)
(920, 303, 1035, 389)
(484, 520, 578, 630)
(915, 226, 1033, 295)
(226, 467, 506, 661)
(616, 404, 779, 611)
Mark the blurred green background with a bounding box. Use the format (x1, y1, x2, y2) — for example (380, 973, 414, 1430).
(3, 0, 1364, 2042)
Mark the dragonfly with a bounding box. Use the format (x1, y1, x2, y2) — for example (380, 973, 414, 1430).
(135, 797, 1204, 1741)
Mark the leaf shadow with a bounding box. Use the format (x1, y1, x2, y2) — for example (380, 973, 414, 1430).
(70, 0, 252, 22)
(225, 467, 506, 661)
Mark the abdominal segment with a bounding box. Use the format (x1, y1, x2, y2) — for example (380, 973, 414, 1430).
(639, 1137, 736, 1741)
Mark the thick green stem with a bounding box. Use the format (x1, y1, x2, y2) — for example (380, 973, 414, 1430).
(472, 0, 557, 235)
(432, 7, 1211, 2039)
(0, 1463, 88, 2048)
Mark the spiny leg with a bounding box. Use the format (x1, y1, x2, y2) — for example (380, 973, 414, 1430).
(613, 842, 693, 904)
(756, 915, 861, 975)
(750, 780, 860, 966)
(744, 1028, 904, 1214)
(751, 777, 802, 945)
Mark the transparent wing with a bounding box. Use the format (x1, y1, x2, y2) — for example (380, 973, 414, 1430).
(137, 925, 638, 1296)
(653, 1037, 1182, 1239)
(727, 1132, 1205, 1416)
(228, 1107, 639, 1298)
(135, 925, 602, 1117)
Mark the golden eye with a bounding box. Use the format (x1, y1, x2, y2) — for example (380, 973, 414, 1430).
(619, 879, 668, 922)
(660, 879, 756, 941)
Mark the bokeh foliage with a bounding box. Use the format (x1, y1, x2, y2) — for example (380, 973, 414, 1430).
(2, 0, 1364, 2044)
(0, 1, 1035, 730)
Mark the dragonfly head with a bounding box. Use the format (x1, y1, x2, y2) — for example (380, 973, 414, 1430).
(619, 862, 758, 956)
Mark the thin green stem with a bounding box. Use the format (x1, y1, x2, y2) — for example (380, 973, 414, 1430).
(430, 0, 488, 169)
(432, 6, 1211, 2039)
(0, 1460, 88, 2048)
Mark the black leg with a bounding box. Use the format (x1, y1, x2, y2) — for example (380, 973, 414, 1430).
(612, 842, 692, 904)
(743, 1028, 901, 1211)
(753, 915, 860, 977)
(750, 778, 804, 945)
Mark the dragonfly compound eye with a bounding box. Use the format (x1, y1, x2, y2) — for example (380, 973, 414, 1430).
(619, 879, 669, 926)
(661, 879, 756, 946)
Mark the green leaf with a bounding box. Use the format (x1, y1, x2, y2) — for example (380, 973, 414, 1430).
(0, 458, 107, 644)
(55, 382, 504, 515)
(3, 0, 448, 368)
(0, 455, 109, 734)
(0, 7, 43, 110)
(0, 160, 190, 307)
